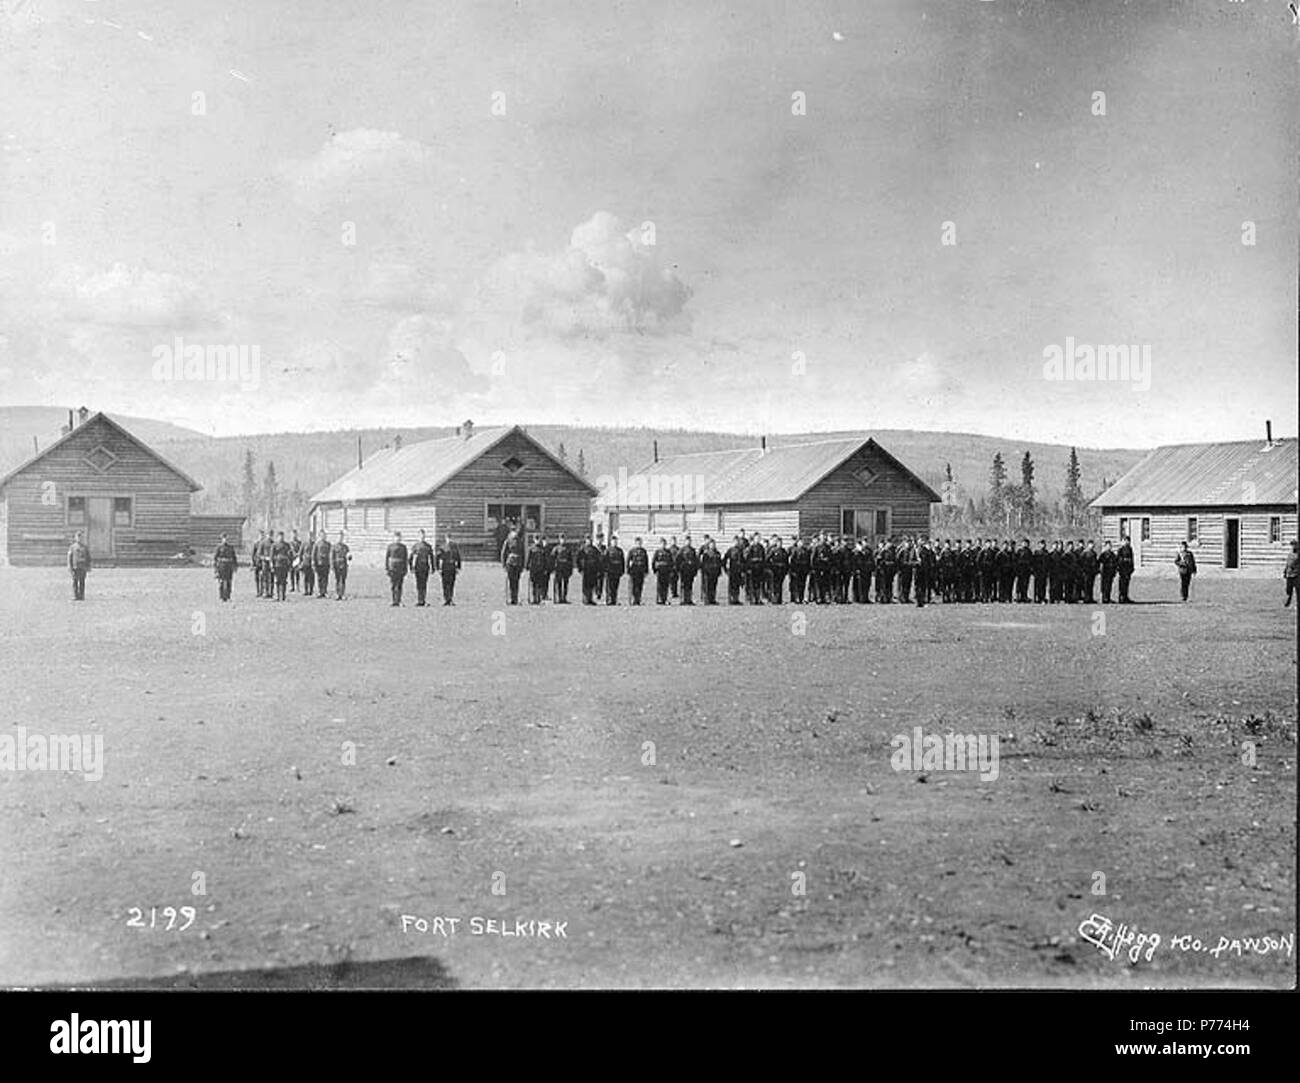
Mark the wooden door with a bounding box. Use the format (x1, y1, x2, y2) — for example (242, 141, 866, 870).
(86, 497, 114, 557)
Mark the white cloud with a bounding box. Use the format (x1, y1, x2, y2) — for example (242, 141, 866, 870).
(44, 262, 214, 329)
(277, 129, 430, 211)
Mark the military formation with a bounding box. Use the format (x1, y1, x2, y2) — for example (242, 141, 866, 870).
(493, 529, 1139, 607)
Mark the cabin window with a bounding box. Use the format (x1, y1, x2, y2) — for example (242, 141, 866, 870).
(67, 496, 87, 525)
(1118, 516, 1129, 540)
(1140, 517, 1151, 542)
(487, 503, 542, 532)
(113, 497, 133, 527)
(1270, 516, 1282, 543)
(874, 508, 891, 537)
(651, 509, 685, 534)
(501, 455, 526, 475)
(1187, 517, 1198, 543)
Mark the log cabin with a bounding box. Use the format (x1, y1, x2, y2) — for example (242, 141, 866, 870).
(308, 422, 599, 565)
(1089, 426, 1298, 573)
(595, 435, 940, 545)
(0, 409, 238, 566)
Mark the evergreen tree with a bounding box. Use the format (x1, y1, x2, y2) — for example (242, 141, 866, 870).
(1063, 447, 1084, 527)
(241, 449, 258, 521)
(1019, 451, 1036, 527)
(557, 441, 568, 463)
(577, 448, 587, 476)
(263, 461, 278, 529)
(988, 452, 1007, 524)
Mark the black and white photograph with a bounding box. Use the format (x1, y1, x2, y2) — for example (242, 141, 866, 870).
(0, 0, 1296, 1058)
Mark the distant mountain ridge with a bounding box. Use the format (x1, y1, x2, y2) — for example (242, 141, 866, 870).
(0, 407, 1148, 518)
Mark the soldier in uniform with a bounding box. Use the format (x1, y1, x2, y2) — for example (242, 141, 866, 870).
(288, 528, 303, 593)
(213, 532, 237, 601)
(1062, 541, 1079, 603)
(300, 530, 316, 598)
(270, 530, 293, 601)
(527, 534, 550, 604)
(386, 531, 409, 606)
(652, 538, 674, 604)
(699, 538, 723, 604)
(744, 533, 767, 604)
(1283, 538, 1299, 607)
(501, 529, 523, 605)
(676, 534, 700, 605)
(250, 529, 267, 597)
(915, 538, 935, 607)
(332, 531, 352, 599)
(1014, 538, 1033, 603)
(1174, 540, 1197, 601)
(667, 536, 680, 599)
(577, 536, 602, 605)
(67, 530, 92, 600)
(1116, 535, 1136, 603)
(550, 533, 573, 603)
(766, 536, 788, 604)
(1080, 540, 1099, 604)
(1047, 541, 1064, 603)
(436, 533, 462, 605)
(312, 530, 332, 598)
(627, 537, 649, 604)
(411, 529, 435, 606)
(874, 538, 894, 603)
(1097, 539, 1117, 603)
(1031, 539, 1049, 604)
(724, 535, 747, 605)
(999, 539, 1016, 603)
(896, 537, 914, 604)
(604, 534, 626, 605)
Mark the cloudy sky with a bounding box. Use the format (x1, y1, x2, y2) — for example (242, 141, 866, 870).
(0, 0, 1294, 446)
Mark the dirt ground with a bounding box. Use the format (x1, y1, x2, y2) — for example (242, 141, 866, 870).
(0, 564, 1294, 989)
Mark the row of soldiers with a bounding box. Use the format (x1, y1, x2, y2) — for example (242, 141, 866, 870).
(498, 530, 1138, 607)
(218, 528, 462, 605)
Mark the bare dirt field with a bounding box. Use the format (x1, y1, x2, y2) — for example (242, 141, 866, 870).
(0, 565, 1294, 989)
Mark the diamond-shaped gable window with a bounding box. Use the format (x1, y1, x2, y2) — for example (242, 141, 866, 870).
(83, 446, 118, 473)
(502, 455, 525, 475)
(853, 465, 876, 488)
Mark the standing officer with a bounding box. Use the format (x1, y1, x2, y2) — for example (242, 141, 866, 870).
(436, 533, 462, 605)
(896, 537, 914, 604)
(386, 531, 409, 606)
(411, 529, 435, 606)
(301, 530, 316, 598)
(1174, 541, 1197, 602)
(527, 534, 550, 604)
(1032, 539, 1049, 603)
(1283, 539, 1299, 607)
(626, 537, 649, 604)
(213, 532, 237, 601)
(501, 529, 523, 605)
(676, 534, 700, 605)
(250, 529, 267, 597)
(788, 537, 811, 604)
(766, 536, 788, 604)
(1062, 540, 1079, 603)
(1080, 540, 1099, 604)
(744, 534, 767, 604)
(915, 538, 935, 607)
(652, 538, 675, 604)
(699, 539, 723, 604)
(289, 528, 303, 593)
(667, 536, 680, 600)
(1097, 539, 1117, 603)
(332, 531, 352, 599)
(577, 535, 602, 605)
(603, 534, 626, 604)
(550, 533, 573, 603)
(312, 530, 332, 598)
(875, 538, 895, 603)
(1014, 538, 1033, 603)
(724, 535, 747, 605)
(68, 530, 92, 600)
(271, 530, 294, 601)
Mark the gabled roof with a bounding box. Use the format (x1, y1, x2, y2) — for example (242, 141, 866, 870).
(0, 411, 202, 492)
(310, 425, 598, 504)
(1090, 438, 1298, 509)
(604, 435, 941, 507)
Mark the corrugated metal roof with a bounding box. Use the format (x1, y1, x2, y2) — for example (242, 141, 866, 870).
(310, 425, 596, 504)
(604, 436, 940, 507)
(1091, 439, 1299, 508)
